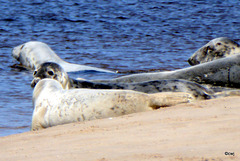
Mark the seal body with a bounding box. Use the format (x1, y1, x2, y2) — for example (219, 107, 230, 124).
(32, 62, 213, 99)
(31, 79, 193, 130)
(188, 37, 240, 65)
(93, 54, 240, 88)
(12, 41, 114, 73)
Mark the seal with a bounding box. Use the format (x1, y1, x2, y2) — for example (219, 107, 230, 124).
(92, 54, 240, 88)
(188, 37, 240, 65)
(31, 62, 213, 99)
(31, 78, 194, 130)
(31, 62, 72, 89)
(12, 41, 114, 73)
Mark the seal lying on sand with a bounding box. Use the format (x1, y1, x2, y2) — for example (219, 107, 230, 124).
(31, 79, 193, 130)
(12, 41, 114, 73)
(188, 37, 240, 65)
(31, 62, 213, 99)
(92, 54, 240, 88)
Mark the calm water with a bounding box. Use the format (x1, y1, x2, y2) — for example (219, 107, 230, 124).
(0, 0, 240, 136)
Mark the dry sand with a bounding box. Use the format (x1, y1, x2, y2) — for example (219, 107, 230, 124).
(0, 96, 239, 161)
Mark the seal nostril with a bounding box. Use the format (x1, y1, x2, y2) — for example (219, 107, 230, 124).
(31, 82, 36, 88)
(188, 59, 193, 65)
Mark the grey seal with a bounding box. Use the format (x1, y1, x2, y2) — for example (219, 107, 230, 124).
(12, 41, 114, 73)
(188, 37, 240, 65)
(92, 54, 240, 88)
(31, 62, 213, 99)
(31, 79, 193, 130)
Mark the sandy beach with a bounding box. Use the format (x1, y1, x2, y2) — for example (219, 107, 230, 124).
(0, 96, 239, 161)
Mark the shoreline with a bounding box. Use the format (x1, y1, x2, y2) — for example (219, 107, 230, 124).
(0, 96, 239, 161)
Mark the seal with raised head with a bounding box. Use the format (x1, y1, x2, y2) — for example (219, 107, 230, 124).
(188, 37, 240, 65)
(31, 62, 213, 99)
(12, 41, 114, 73)
(31, 79, 193, 130)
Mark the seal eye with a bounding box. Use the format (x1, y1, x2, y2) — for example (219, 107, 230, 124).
(33, 70, 37, 76)
(48, 71, 54, 76)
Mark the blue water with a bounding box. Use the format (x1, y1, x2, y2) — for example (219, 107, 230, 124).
(0, 0, 240, 136)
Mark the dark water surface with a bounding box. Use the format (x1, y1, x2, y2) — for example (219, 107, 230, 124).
(0, 0, 240, 136)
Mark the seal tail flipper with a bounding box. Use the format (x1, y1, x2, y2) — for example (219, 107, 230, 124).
(213, 90, 240, 98)
(148, 92, 194, 109)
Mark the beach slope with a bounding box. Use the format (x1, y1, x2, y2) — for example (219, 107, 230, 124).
(0, 96, 239, 161)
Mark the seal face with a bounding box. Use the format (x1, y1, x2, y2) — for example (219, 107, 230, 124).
(31, 62, 71, 89)
(188, 37, 240, 65)
(12, 41, 114, 73)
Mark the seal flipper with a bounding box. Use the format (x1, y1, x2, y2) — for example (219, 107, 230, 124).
(148, 92, 194, 109)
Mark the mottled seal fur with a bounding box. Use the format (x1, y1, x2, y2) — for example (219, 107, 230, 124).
(12, 41, 114, 73)
(31, 79, 193, 130)
(31, 62, 213, 99)
(31, 62, 72, 90)
(92, 54, 240, 88)
(188, 37, 240, 65)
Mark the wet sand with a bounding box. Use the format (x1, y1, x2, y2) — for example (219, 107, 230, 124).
(0, 96, 239, 161)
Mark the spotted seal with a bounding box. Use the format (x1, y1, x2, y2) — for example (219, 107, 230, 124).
(92, 54, 240, 88)
(31, 79, 193, 130)
(12, 41, 114, 73)
(188, 37, 240, 65)
(31, 62, 213, 99)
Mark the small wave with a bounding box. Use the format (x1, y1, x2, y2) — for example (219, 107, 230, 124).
(0, 125, 30, 130)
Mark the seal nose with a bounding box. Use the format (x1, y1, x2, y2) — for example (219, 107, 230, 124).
(188, 58, 194, 65)
(31, 78, 41, 88)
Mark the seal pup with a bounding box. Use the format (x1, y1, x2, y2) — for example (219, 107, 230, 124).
(188, 37, 240, 65)
(31, 62, 213, 99)
(31, 79, 193, 130)
(12, 41, 114, 73)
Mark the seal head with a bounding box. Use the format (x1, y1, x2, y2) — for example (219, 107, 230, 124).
(31, 62, 71, 89)
(188, 37, 240, 65)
